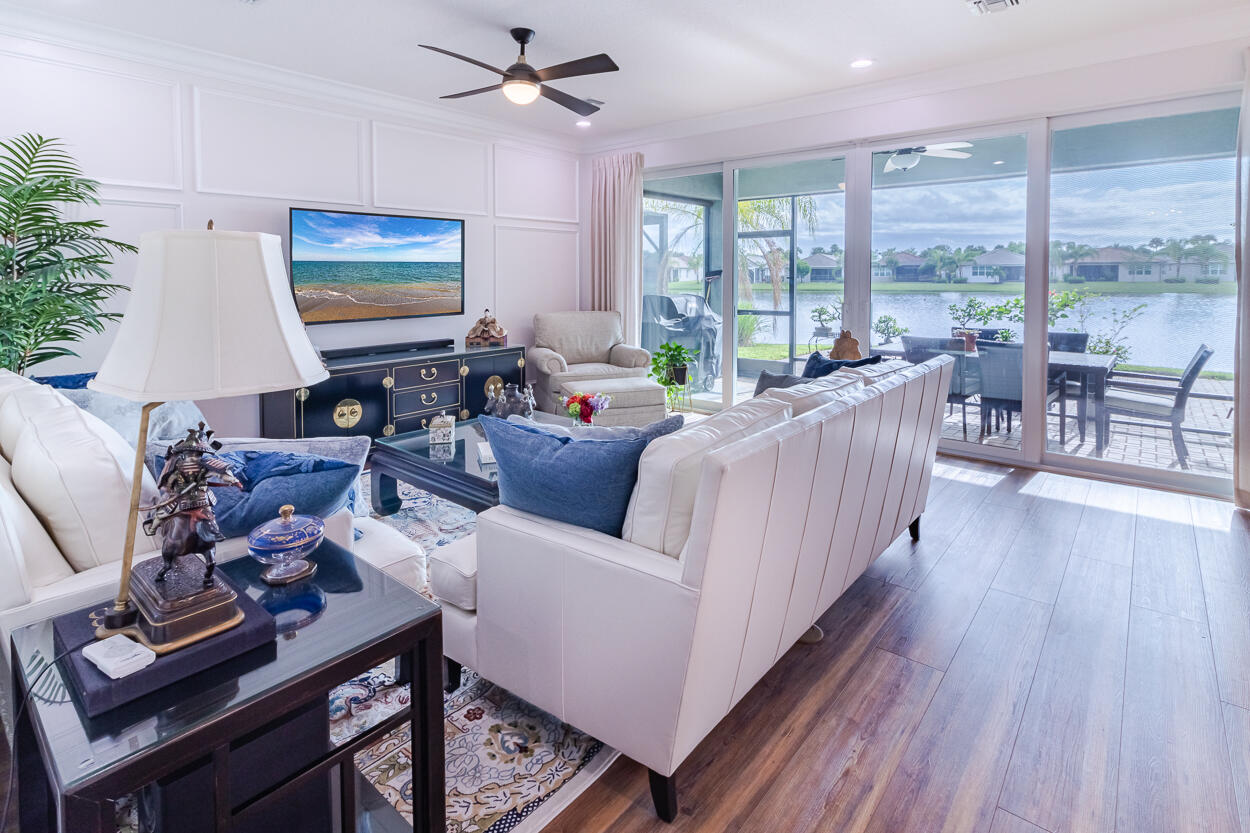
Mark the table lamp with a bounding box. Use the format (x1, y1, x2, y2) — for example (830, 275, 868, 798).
(89, 224, 328, 652)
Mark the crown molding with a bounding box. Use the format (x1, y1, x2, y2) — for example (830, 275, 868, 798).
(581, 5, 1250, 155)
(0, 3, 580, 153)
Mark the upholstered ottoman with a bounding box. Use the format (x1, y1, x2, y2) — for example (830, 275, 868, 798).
(557, 377, 667, 427)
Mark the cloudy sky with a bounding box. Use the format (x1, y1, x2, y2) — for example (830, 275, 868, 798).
(651, 157, 1235, 260)
(291, 210, 463, 262)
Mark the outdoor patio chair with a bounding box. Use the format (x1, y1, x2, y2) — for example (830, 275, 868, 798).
(975, 340, 1068, 443)
(901, 335, 979, 437)
(1048, 330, 1091, 441)
(1101, 344, 1214, 469)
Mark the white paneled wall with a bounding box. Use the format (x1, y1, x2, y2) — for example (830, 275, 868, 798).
(0, 33, 581, 436)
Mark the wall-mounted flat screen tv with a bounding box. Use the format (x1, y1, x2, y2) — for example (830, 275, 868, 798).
(289, 208, 465, 325)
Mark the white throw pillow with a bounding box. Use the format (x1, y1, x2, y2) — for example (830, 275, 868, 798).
(759, 375, 862, 416)
(11, 405, 158, 572)
(0, 375, 37, 415)
(0, 457, 72, 595)
(0, 385, 71, 461)
(623, 397, 793, 557)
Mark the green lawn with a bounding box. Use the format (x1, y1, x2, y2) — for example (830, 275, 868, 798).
(667, 280, 1236, 296)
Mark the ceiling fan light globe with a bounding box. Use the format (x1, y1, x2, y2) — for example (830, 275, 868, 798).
(502, 78, 541, 105)
(890, 152, 921, 172)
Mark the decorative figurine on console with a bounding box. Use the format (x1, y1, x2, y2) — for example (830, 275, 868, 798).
(143, 424, 243, 586)
(465, 307, 508, 347)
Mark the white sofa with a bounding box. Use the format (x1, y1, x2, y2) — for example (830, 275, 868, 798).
(0, 369, 422, 693)
(428, 355, 953, 819)
(527, 311, 651, 414)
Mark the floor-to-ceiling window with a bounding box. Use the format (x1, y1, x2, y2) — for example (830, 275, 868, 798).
(733, 157, 846, 399)
(869, 133, 1031, 450)
(642, 170, 724, 410)
(1047, 106, 1238, 480)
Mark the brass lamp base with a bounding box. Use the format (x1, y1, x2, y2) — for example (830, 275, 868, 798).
(95, 558, 244, 655)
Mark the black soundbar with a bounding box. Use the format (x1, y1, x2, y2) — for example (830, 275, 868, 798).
(319, 338, 454, 361)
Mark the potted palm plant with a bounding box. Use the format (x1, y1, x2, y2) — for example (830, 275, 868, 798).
(0, 134, 133, 374)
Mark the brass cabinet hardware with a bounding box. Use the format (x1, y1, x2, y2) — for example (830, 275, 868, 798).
(421, 418, 429, 430)
(420, 391, 438, 405)
(459, 365, 469, 377)
(420, 367, 437, 381)
(459, 409, 470, 420)
(485, 374, 504, 399)
(295, 388, 310, 402)
(383, 424, 395, 436)
(332, 399, 363, 429)
(383, 376, 394, 389)
(517, 357, 525, 368)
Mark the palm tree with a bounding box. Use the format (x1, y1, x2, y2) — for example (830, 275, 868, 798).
(1161, 237, 1193, 280)
(1188, 240, 1228, 278)
(1062, 242, 1096, 278)
(1049, 240, 1067, 280)
(643, 197, 704, 295)
(737, 197, 817, 310)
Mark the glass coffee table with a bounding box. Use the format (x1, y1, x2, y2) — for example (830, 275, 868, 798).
(370, 413, 565, 515)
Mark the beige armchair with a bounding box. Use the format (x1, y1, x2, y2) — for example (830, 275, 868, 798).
(529, 311, 650, 412)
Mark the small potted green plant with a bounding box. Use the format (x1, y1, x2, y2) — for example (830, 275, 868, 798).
(810, 304, 839, 339)
(649, 342, 698, 410)
(947, 298, 993, 350)
(871, 315, 908, 345)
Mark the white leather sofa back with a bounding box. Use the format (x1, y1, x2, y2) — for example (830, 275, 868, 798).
(461, 356, 953, 781)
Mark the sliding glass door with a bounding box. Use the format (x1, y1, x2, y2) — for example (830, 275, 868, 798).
(733, 157, 847, 399)
(642, 170, 725, 410)
(869, 132, 1031, 453)
(1046, 106, 1238, 481)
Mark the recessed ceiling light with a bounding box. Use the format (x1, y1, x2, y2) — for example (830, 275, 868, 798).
(993, 160, 1005, 165)
(576, 120, 592, 128)
(850, 58, 874, 69)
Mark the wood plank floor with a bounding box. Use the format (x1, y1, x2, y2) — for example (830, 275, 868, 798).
(548, 458, 1250, 833)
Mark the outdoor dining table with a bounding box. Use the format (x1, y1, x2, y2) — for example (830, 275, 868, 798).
(870, 345, 1118, 455)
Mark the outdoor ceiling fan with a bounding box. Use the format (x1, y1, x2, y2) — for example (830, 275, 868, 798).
(883, 142, 973, 172)
(420, 28, 618, 117)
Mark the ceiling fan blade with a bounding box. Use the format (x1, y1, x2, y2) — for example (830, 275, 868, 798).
(924, 141, 973, 150)
(535, 53, 619, 82)
(540, 85, 600, 116)
(440, 84, 503, 100)
(921, 149, 972, 159)
(419, 44, 507, 77)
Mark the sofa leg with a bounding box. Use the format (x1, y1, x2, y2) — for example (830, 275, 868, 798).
(649, 769, 678, 823)
(444, 658, 462, 694)
(909, 517, 920, 541)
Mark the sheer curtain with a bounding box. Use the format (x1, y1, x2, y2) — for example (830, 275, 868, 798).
(590, 151, 644, 344)
(1236, 51, 1250, 508)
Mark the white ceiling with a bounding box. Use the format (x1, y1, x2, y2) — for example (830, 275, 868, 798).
(2, 0, 1246, 139)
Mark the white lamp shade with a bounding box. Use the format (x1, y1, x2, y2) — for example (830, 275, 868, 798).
(90, 230, 328, 402)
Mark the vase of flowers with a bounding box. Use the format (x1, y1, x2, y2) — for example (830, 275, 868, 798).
(563, 391, 611, 426)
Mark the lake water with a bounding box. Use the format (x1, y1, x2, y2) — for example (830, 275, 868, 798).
(750, 290, 1236, 373)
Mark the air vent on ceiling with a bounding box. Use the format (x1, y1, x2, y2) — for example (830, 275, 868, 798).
(967, 0, 1023, 14)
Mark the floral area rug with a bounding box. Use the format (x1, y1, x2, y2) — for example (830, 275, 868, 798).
(336, 478, 617, 832)
(116, 480, 615, 833)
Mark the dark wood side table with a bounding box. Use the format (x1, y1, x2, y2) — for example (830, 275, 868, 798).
(11, 540, 444, 833)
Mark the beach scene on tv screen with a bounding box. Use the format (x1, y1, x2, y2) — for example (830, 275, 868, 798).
(290, 209, 464, 323)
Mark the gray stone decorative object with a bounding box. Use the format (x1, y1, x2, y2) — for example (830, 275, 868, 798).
(485, 382, 536, 419)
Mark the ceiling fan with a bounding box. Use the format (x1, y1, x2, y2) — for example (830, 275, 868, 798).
(882, 142, 973, 172)
(420, 28, 618, 117)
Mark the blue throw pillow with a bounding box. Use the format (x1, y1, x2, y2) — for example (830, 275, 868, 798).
(505, 413, 684, 443)
(152, 450, 359, 539)
(801, 352, 882, 379)
(479, 416, 649, 537)
(30, 371, 97, 389)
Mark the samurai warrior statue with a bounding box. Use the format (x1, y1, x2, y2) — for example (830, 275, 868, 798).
(142, 424, 243, 586)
